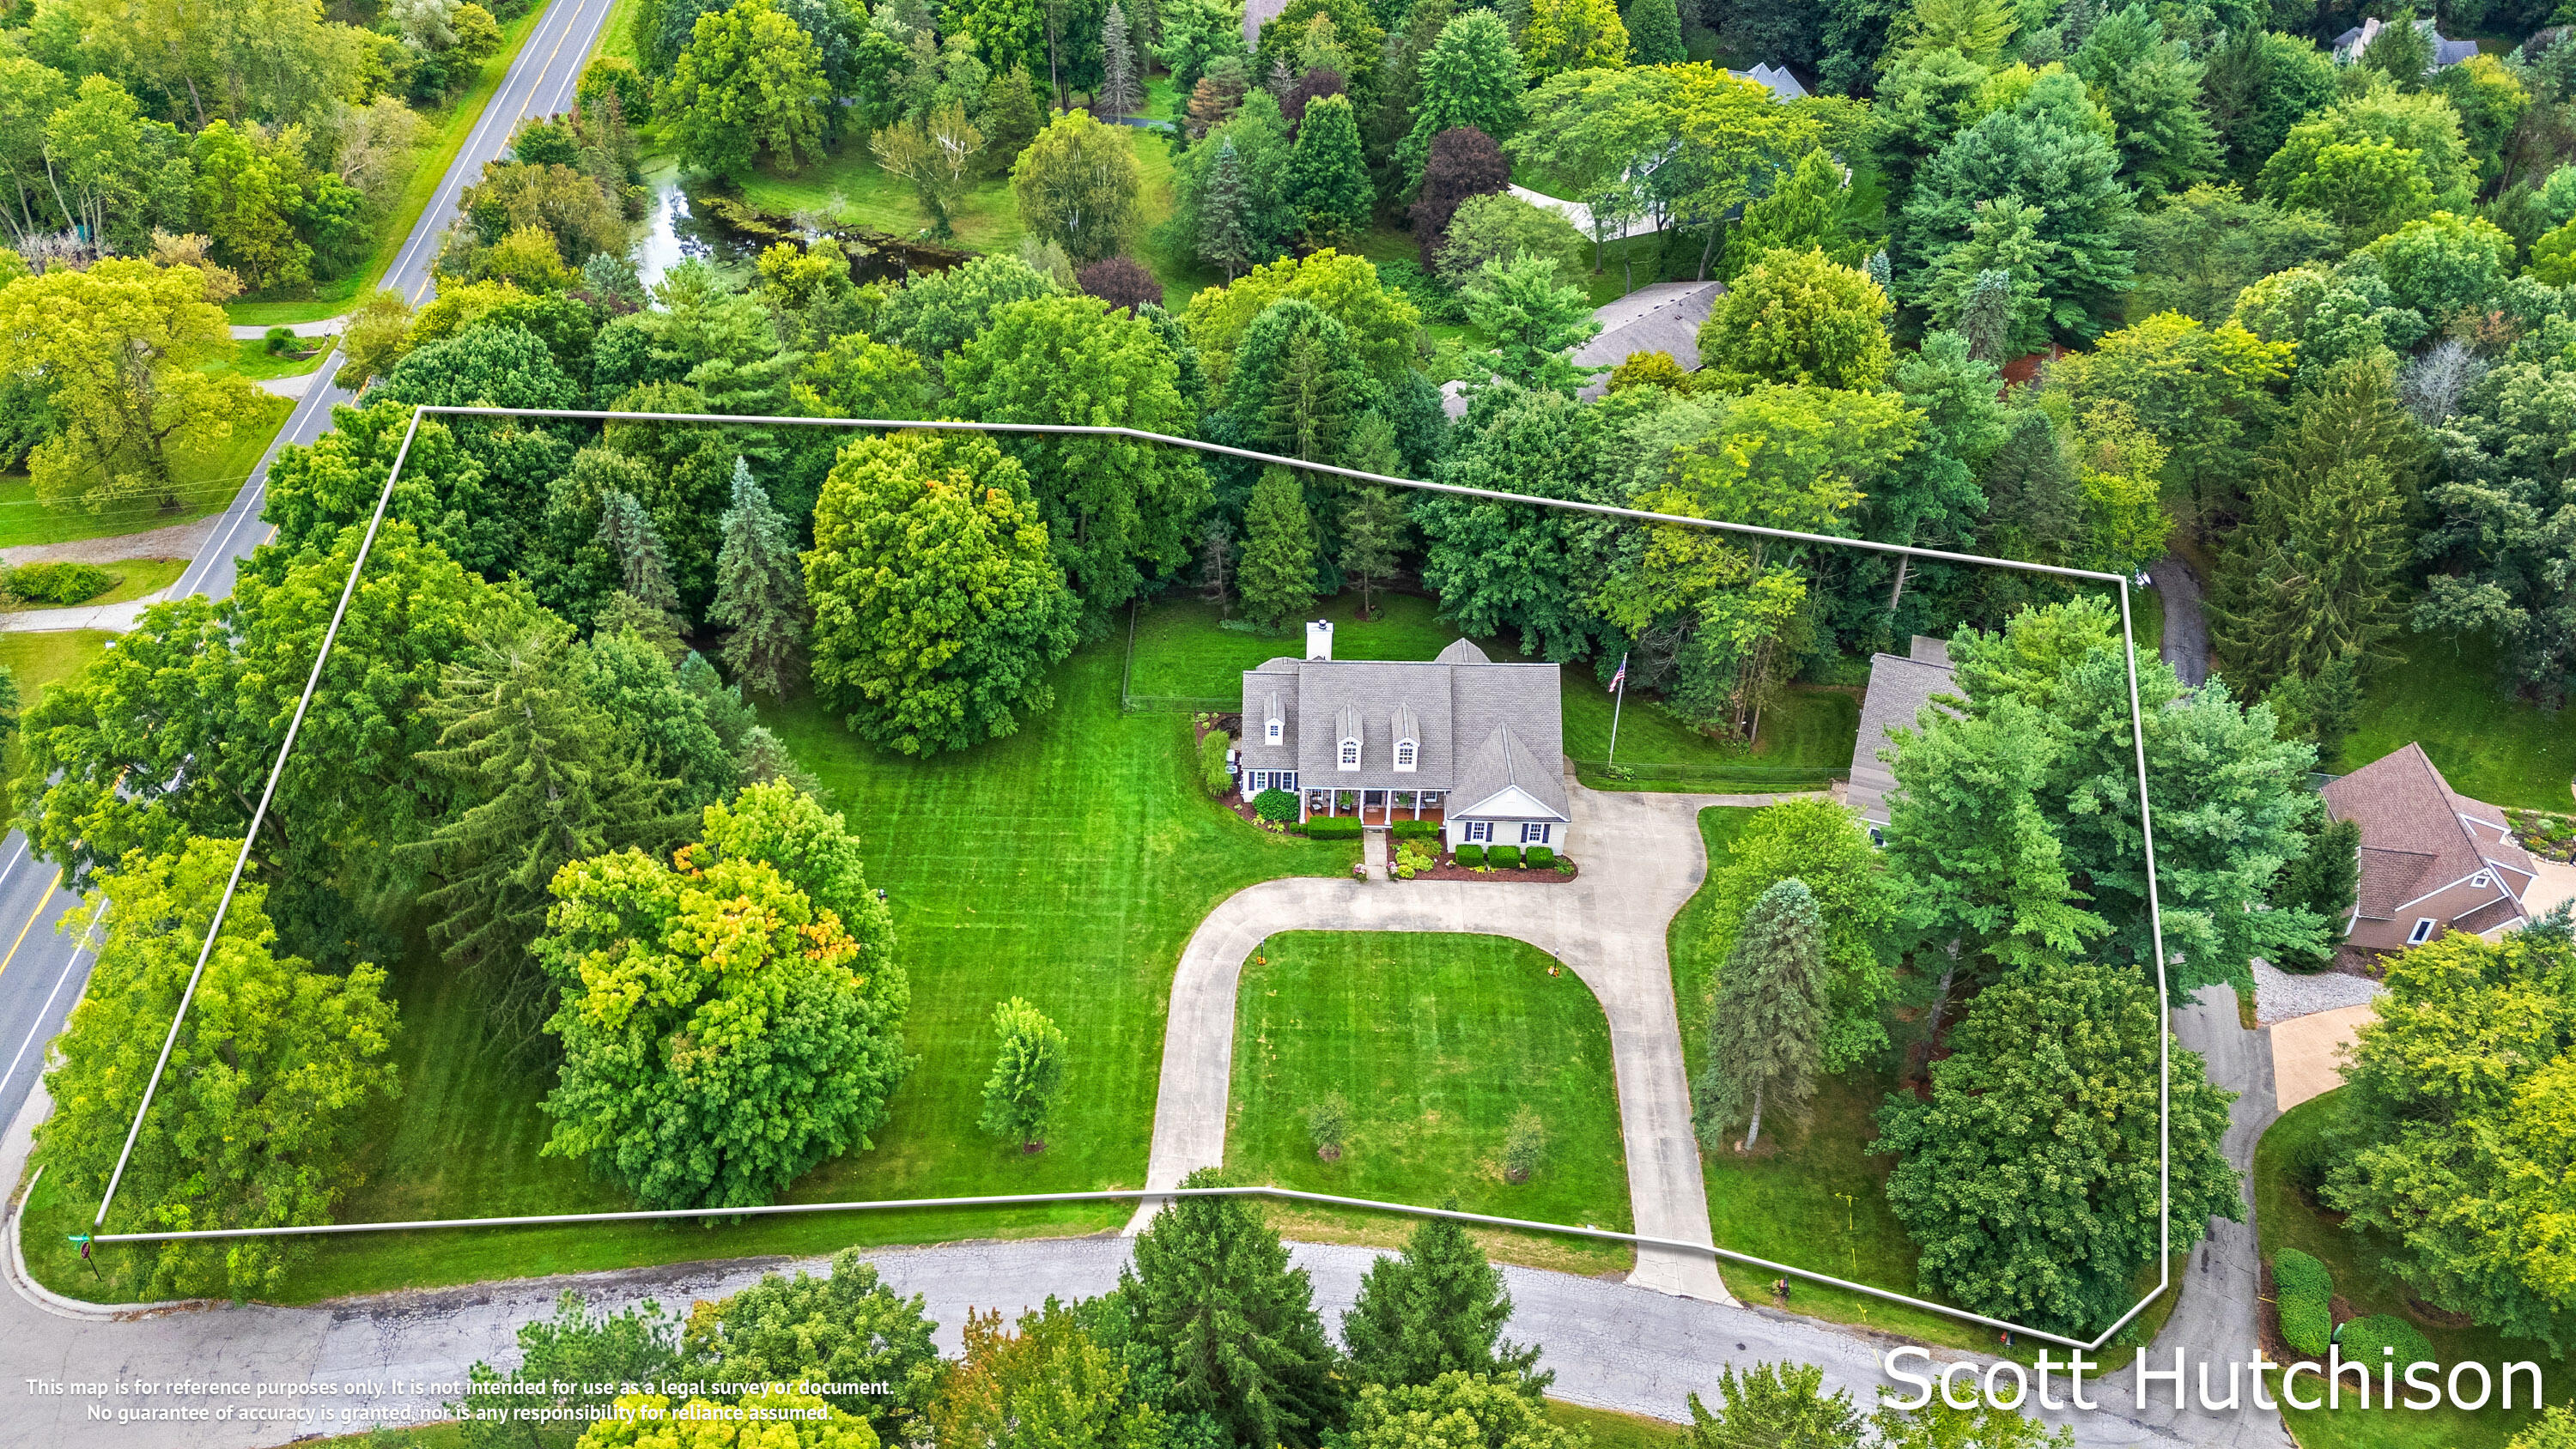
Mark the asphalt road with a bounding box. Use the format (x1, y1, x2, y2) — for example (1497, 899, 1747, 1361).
(0, 0, 623, 1237)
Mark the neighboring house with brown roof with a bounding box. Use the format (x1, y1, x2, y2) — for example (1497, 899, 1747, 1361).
(2323, 743, 2538, 952)
(1847, 635, 1957, 841)
(1236, 624, 1572, 852)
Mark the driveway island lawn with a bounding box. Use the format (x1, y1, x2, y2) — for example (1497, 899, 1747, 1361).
(1224, 931, 1633, 1276)
(27, 635, 1361, 1304)
(1127, 593, 1859, 791)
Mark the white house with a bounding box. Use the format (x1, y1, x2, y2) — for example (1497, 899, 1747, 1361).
(1236, 624, 1574, 853)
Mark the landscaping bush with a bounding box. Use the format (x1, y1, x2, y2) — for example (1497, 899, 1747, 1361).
(1305, 817, 1364, 840)
(1454, 843, 1485, 867)
(264, 324, 297, 355)
(1308, 1092, 1348, 1161)
(2274, 1248, 2334, 1359)
(1391, 819, 1441, 841)
(2336, 1313, 2436, 1371)
(1525, 846, 1558, 869)
(1486, 845, 1522, 869)
(1393, 841, 1433, 878)
(3, 561, 114, 605)
(1199, 730, 1232, 797)
(1254, 787, 1300, 823)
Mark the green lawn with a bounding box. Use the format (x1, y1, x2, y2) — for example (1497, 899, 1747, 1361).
(203, 336, 330, 383)
(29, 633, 1363, 1304)
(225, 4, 549, 325)
(0, 630, 114, 698)
(2341, 629, 2573, 810)
(327, 1404, 1676, 1446)
(1668, 806, 2181, 1356)
(0, 392, 289, 549)
(2257, 1091, 2570, 1449)
(0, 558, 186, 611)
(1126, 592, 1860, 791)
(1224, 931, 1633, 1276)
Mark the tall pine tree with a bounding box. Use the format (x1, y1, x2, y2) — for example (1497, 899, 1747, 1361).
(1342, 1209, 1547, 1391)
(1100, 0, 1144, 117)
(1339, 482, 1408, 620)
(1199, 135, 1257, 280)
(410, 620, 681, 1050)
(710, 458, 811, 699)
(1693, 877, 1829, 1150)
(1238, 464, 1319, 626)
(594, 488, 690, 652)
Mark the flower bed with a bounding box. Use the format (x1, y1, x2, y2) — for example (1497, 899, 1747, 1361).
(2506, 807, 2576, 864)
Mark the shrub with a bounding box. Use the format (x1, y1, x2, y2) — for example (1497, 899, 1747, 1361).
(1524, 846, 1558, 869)
(2274, 1248, 2334, 1359)
(1308, 1092, 1348, 1160)
(1077, 256, 1163, 312)
(1394, 841, 1434, 878)
(2336, 1313, 2436, 1371)
(1199, 730, 1233, 797)
(1390, 819, 1441, 840)
(1254, 787, 1300, 823)
(264, 324, 297, 355)
(3, 561, 114, 605)
(1485, 845, 1522, 869)
(1504, 1105, 1544, 1182)
(1454, 843, 1485, 867)
(1305, 816, 1364, 840)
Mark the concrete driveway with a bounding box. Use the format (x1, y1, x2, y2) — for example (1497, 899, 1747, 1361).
(1129, 785, 1820, 1304)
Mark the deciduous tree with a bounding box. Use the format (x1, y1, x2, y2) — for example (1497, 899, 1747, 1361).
(1520, 0, 1628, 80)
(1698, 247, 1892, 392)
(1344, 1373, 1577, 1449)
(1873, 957, 2240, 1337)
(1013, 108, 1144, 264)
(683, 1247, 941, 1429)
(35, 839, 398, 1300)
(805, 429, 1080, 754)
(1399, 11, 1525, 186)
(927, 1299, 1166, 1449)
(664, 0, 831, 176)
(539, 782, 910, 1210)
(1462, 252, 1601, 393)
(980, 997, 1068, 1149)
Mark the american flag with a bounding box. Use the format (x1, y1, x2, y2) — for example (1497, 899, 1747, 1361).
(1609, 652, 1628, 694)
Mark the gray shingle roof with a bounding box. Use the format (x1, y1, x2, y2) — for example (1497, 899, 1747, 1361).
(1848, 640, 1958, 828)
(1729, 62, 1809, 100)
(1572, 281, 1725, 402)
(1236, 637, 1566, 817)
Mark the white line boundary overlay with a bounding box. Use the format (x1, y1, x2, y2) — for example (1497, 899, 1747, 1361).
(73, 404, 2174, 1354)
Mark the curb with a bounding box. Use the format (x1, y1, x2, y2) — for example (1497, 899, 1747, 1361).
(3, 1082, 220, 1322)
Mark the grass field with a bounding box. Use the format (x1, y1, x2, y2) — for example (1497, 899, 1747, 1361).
(0, 630, 114, 698)
(1126, 592, 1861, 791)
(2257, 1091, 2569, 1449)
(29, 632, 1362, 1304)
(225, 4, 548, 326)
(1668, 806, 2182, 1356)
(0, 392, 289, 549)
(203, 337, 331, 383)
(2341, 628, 2573, 810)
(0, 558, 186, 611)
(1224, 931, 1633, 1276)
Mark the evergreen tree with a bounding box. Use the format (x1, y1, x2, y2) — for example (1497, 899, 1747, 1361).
(1100, 0, 1144, 116)
(1199, 134, 1258, 279)
(412, 619, 680, 1050)
(1342, 1210, 1546, 1391)
(979, 997, 1068, 1150)
(1622, 0, 1681, 64)
(1115, 1167, 1340, 1448)
(981, 65, 1045, 171)
(594, 488, 689, 652)
(1338, 483, 1408, 619)
(735, 723, 829, 801)
(1239, 464, 1320, 626)
(1285, 92, 1371, 246)
(2208, 355, 2417, 700)
(710, 458, 810, 699)
(1260, 328, 1363, 461)
(1692, 878, 1828, 1151)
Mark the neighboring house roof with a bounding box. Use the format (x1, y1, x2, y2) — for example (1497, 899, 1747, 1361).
(1847, 636, 1957, 830)
(1243, 0, 1287, 47)
(1572, 280, 1724, 401)
(1442, 280, 1726, 418)
(1236, 636, 1570, 819)
(1506, 185, 1659, 243)
(2323, 742, 2537, 930)
(2332, 15, 2480, 68)
(1728, 62, 1810, 100)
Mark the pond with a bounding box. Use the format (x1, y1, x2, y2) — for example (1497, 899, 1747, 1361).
(633, 167, 976, 290)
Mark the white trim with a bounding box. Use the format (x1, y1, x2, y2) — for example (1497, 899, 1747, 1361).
(1450, 784, 1569, 822)
(1394, 737, 1417, 771)
(1338, 737, 1360, 769)
(1522, 822, 1551, 845)
(2393, 868, 2514, 913)
(2408, 917, 2437, 946)
(1464, 820, 1492, 842)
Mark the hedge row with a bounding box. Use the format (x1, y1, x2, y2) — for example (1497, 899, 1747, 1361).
(2275, 1249, 2333, 1359)
(1390, 820, 1441, 840)
(3, 561, 113, 605)
(2337, 1314, 2436, 1371)
(1303, 817, 1364, 840)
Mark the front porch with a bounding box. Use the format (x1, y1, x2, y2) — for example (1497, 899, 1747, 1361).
(1306, 788, 1447, 826)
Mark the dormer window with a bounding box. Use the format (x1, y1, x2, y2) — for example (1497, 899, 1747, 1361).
(1264, 692, 1284, 744)
(1391, 701, 1419, 773)
(1340, 738, 1360, 766)
(1266, 718, 1283, 743)
(1335, 704, 1361, 772)
(1394, 739, 1416, 769)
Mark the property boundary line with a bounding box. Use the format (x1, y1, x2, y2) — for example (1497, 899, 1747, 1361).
(71, 404, 2172, 1354)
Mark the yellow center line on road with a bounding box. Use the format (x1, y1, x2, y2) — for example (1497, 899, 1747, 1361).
(0, 868, 65, 988)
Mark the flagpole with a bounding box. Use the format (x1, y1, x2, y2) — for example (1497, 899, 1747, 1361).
(1607, 653, 1629, 768)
